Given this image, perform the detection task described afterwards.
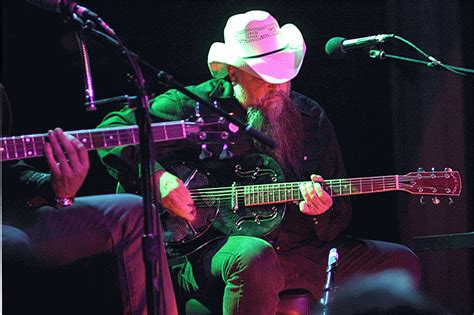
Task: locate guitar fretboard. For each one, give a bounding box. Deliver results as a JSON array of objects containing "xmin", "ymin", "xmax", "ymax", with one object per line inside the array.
[
  {"xmin": 243, "ymin": 176, "xmax": 398, "ymax": 206},
  {"xmin": 1, "ymin": 121, "xmax": 195, "ymax": 161}
]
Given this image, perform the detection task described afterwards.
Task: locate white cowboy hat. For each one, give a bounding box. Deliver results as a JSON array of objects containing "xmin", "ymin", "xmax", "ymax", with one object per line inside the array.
[{"xmin": 208, "ymin": 10, "xmax": 306, "ymax": 84}]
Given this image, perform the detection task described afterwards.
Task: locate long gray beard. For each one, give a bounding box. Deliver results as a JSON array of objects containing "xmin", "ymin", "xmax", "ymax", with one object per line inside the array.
[{"xmin": 247, "ymin": 91, "xmax": 304, "ymax": 179}]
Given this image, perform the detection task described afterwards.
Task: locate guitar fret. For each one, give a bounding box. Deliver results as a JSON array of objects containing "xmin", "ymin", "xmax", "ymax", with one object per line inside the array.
[
  {"xmin": 255, "ymin": 185, "xmax": 259, "ymax": 205},
  {"xmin": 265, "ymin": 184, "xmax": 269, "ymax": 203},
  {"xmin": 23, "ymin": 136, "xmax": 34, "ymax": 158},
  {"xmin": 278, "ymin": 184, "xmax": 281, "ymax": 201},
  {"xmin": 31, "ymin": 136, "xmax": 37, "ymax": 157},
  {"xmin": 266, "ymin": 185, "xmax": 271, "ymax": 202},
  {"xmin": 131, "ymin": 128, "xmax": 137, "ymax": 144},
  {"xmin": 252, "ymin": 185, "xmax": 255, "ymax": 205},
  {"xmin": 87, "ymin": 131, "xmax": 94, "ymax": 148},
  {"xmin": 163, "ymin": 125, "xmax": 168, "ymax": 141},
  {"xmin": 13, "ymin": 137, "xmax": 21, "ymax": 158},
  {"xmin": 2, "ymin": 139, "xmax": 8, "ymax": 160},
  {"xmin": 21, "ymin": 136, "xmax": 27, "ymax": 158},
  {"xmin": 103, "ymin": 131, "xmax": 107, "ymax": 147},
  {"xmin": 117, "ymin": 130, "xmax": 122, "ymax": 145}
]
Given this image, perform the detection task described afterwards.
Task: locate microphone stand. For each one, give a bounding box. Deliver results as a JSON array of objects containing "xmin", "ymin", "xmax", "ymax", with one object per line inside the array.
[
  {"xmin": 367, "ymin": 35, "xmax": 474, "ymax": 77},
  {"xmin": 68, "ymin": 15, "xmax": 173, "ymax": 315},
  {"xmin": 73, "ymin": 17, "xmax": 278, "ymax": 315},
  {"xmin": 321, "ymin": 248, "xmax": 338, "ymax": 315},
  {"xmin": 74, "ymin": 17, "xmax": 97, "ymax": 111}
]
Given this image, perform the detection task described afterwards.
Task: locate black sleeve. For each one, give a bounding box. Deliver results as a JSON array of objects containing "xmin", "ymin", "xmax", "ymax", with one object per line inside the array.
[{"xmin": 3, "ymin": 161, "xmax": 54, "ymax": 211}]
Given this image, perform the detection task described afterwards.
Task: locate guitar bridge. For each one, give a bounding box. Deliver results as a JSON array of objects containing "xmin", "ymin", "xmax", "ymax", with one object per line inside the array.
[{"xmin": 231, "ymin": 182, "xmax": 239, "ymax": 213}]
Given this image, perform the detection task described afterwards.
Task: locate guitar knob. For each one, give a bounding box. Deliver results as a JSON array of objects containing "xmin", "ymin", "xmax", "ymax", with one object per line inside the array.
[
  {"xmin": 199, "ymin": 144, "xmax": 213, "ymax": 160},
  {"xmin": 432, "ymin": 197, "xmax": 440, "ymax": 205},
  {"xmin": 417, "ymin": 167, "xmax": 425, "ymax": 172},
  {"xmin": 219, "ymin": 144, "xmax": 233, "ymax": 160},
  {"xmin": 419, "ymin": 196, "xmax": 425, "ymax": 204}
]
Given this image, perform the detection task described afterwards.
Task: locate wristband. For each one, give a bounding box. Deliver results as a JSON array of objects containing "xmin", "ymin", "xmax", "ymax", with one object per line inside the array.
[{"xmin": 54, "ymin": 196, "xmax": 75, "ymax": 208}]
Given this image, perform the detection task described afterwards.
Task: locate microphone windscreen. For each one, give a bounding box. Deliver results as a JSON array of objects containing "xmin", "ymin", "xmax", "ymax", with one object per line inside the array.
[
  {"xmin": 328, "ymin": 247, "xmax": 339, "ymax": 265},
  {"xmin": 325, "ymin": 37, "xmax": 345, "ymax": 58}
]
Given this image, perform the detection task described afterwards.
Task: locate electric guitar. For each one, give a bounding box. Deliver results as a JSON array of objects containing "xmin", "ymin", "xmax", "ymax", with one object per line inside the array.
[
  {"xmin": 162, "ymin": 154, "xmax": 462, "ymax": 258},
  {"xmin": 0, "ymin": 121, "xmax": 203, "ymax": 162}
]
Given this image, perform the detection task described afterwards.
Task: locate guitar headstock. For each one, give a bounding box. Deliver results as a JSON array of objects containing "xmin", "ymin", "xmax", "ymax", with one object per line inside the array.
[
  {"xmin": 400, "ymin": 168, "xmax": 462, "ymax": 197},
  {"xmin": 185, "ymin": 116, "xmax": 240, "ymax": 160}
]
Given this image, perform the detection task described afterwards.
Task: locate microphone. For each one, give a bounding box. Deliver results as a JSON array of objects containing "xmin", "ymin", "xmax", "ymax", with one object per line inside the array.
[
  {"xmin": 321, "ymin": 248, "xmax": 339, "ymax": 314},
  {"xmin": 325, "ymin": 34, "xmax": 395, "ymax": 58},
  {"xmin": 327, "ymin": 247, "xmax": 339, "ymax": 268},
  {"xmin": 26, "ymin": 0, "xmax": 115, "ymax": 35}
]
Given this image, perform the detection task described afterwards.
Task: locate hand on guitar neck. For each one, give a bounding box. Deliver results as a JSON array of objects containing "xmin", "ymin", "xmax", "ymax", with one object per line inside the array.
[
  {"xmin": 154, "ymin": 170, "xmax": 197, "ymax": 222},
  {"xmin": 298, "ymin": 174, "xmax": 334, "ymax": 216},
  {"xmin": 45, "ymin": 128, "xmax": 90, "ymax": 201}
]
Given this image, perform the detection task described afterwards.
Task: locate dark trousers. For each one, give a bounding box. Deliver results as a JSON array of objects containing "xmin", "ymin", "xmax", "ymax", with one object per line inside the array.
[
  {"xmin": 171, "ymin": 235, "xmax": 420, "ymax": 315},
  {"xmin": 2, "ymin": 194, "xmax": 147, "ymax": 315}
]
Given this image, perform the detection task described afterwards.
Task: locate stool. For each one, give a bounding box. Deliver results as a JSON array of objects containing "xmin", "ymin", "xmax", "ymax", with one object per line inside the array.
[
  {"xmin": 276, "ymin": 289, "xmax": 318, "ymax": 315},
  {"xmin": 186, "ymin": 289, "xmax": 318, "ymax": 315}
]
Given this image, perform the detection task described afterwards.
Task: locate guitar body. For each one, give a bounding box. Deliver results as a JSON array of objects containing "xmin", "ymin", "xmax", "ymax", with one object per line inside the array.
[{"xmin": 162, "ymin": 153, "xmax": 286, "ymax": 258}]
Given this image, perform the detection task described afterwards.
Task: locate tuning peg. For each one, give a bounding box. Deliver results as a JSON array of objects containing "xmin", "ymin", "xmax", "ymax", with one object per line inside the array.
[
  {"xmin": 444, "ymin": 167, "xmax": 452, "ymax": 172},
  {"xmin": 448, "ymin": 197, "xmax": 454, "ymax": 205},
  {"xmin": 419, "ymin": 196, "xmax": 425, "ymax": 204},
  {"xmin": 432, "ymin": 197, "xmax": 440, "ymax": 205},
  {"xmin": 199, "ymin": 144, "xmax": 213, "ymax": 160},
  {"xmin": 219, "ymin": 144, "xmax": 233, "ymax": 160},
  {"xmin": 431, "ymin": 167, "xmax": 436, "ymax": 172},
  {"xmin": 196, "ymin": 117, "xmax": 205, "ymax": 127},
  {"xmin": 417, "ymin": 167, "xmax": 425, "ymax": 172},
  {"xmin": 194, "ymin": 102, "xmax": 201, "ymax": 117}
]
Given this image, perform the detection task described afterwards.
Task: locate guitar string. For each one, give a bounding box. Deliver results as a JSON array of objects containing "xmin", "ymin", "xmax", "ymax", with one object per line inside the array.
[
  {"xmin": 188, "ymin": 177, "xmax": 450, "ymax": 202},
  {"xmin": 187, "ymin": 179, "xmax": 414, "ymax": 195},
  {"xmin": 188, "ymin": 183, "xmax": 401, "ymax": 199},
  {"xmin": 2, "ymin": 128, "xmax": 184, "ymax": 155},
  {"xmin": 186, "ymin": 175, "xmax": 444, "ymax": 194}
]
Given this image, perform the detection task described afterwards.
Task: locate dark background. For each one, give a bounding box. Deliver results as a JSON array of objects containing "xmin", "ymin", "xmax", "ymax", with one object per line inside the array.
[{"xmin": 2, "ymin": 0, "xmax": 473, "ymax": 313}]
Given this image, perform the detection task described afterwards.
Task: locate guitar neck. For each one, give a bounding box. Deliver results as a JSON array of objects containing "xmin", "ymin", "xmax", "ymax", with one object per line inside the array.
[
  {"xmin": 1, "ymin": 121, "xmax": 195, "ymax": 162},
  {"xmin": 243, "ymin": 176, "xmax": 399, "ymax": 206}
]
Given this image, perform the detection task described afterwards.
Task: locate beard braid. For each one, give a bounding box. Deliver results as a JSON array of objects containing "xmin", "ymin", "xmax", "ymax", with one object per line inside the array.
[{"xmin": 247, "ymin": 91, "xmax": 304, "ymax": 179}]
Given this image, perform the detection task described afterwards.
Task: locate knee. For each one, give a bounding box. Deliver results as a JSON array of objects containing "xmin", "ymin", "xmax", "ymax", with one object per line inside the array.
[
  {"xmin": 2, "ymin": 225, "xmax": 34, "ymax": 264},
  {"xmin": 225, "ymin": 237, "xmax": 284, "ymax": 285},
  {"xmin": 235, "ymin": 237, "xmax": 278, "ymax": 266},
  {"xmin": 98, "ymin": 194, "xmax": 144, "ymax": 238},
  {"xmin": 108, "ymin": 194, "xmax": 143, "ymax": 221},
  {"xmin": 383, "ymin": 244, "xmax": 421, "ymax": 287}
]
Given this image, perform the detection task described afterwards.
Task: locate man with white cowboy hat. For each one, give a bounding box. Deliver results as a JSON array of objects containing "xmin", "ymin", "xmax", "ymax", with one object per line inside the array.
[{"xmin": 98, "ymin": 10, "xmax": 421, "ymax": 314}]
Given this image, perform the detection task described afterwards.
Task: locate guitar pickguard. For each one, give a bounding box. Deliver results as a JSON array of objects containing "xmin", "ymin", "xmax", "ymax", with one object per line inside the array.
[{"xmin": 161, "ymin": 154, "xmax": 286, "ymax": 258}]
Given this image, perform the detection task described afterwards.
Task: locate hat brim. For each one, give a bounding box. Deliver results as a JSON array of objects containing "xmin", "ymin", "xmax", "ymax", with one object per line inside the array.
[{"xmin": 208, "ymin": 23, "xmax": 306, "ymax": 84}]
